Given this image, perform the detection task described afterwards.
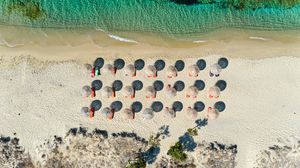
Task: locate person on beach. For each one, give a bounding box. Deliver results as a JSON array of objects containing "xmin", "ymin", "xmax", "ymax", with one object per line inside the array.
[
  {"xmin": 188, "ymin": 65, "xmax": 200, "ymax": 77},
  {"xmin": 186, "ymin": 86, "xmax": 199, "ymax": 98},
  {"xmin": 145, "ymin": 65, "xmax": 157, "ymax": 78},
  {"xmin": 167, "ymin": 65, "xmax": 178, "ymax": 78},
  {"xmin": 124, "ymin": 64, "xmax": 136, "ymax": 77}
]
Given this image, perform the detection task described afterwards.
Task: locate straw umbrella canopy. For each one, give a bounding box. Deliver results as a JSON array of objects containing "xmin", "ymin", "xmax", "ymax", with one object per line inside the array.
[
  {"xmin": 164, "ymin": 107, "xmax": 176, "ymax": 118},
  {"xmin": 131, "ymin": 101, "xmax": 143, "ymax": 113},
  {"xmin": 215, "ymin": 80, "xmax": 227, "ymax": 91},
  {"xmin": 101, "ymin": 86, "xmax": 113, "ymax": 98},
  {"xmin": 81, "ymin": 107, "xmax": 89, "ymax": 117},
  {"xmin": 172, "ymin": 101, "xmax": 183, "ymax": 112},
  {"xmin": 167, "ymin": 65, "xmax": 178, "ymax": 78},
  {"xmin": 145, "ymin": 86, "xmax": 155, "ymax": 98},
  {"xmin": 110, "ymin": 101, "xmax": 123, "ymax": 112},
  {"xmin": 143, "ymin": 108, "xmax": 154, "ymax": 120},
  {"xmin": 218, "ymin": 57, "xmax": 229, "ymax": 69},
  {"xmin": 123, "ymin": 85, "xmax": 134, "ymax": 98},
  {"xmin": 123, "ymin": 108, "xmax": 134, "ymax": 119},
  {"xmin": 196, "ymin": 59, "xmax": 206, "ymax": 70},
  {"xmin": 101, "ymin": 107, "xmax": 111, "ymax": 116},
  {"xmin": 94, "ymin": 57, "xmax": 104, "ymax": 68},
  {"xmin": 186, "ymin": 86, "xmax": 198, "ymax": 98},
  {"xmin": 175, "ymin": 60, "xmax": 185, "ymax": 72},
  {"xmin": 194, "ymin": 80, "xmax": 205, "ymax": 91},
  {"xmin": 82, "ymin": 85, "xmax": 91, "ymax": 97},
  {"xmin": 188, "ymin": 65, "xmax": 200, "ymax": 77},
  {"xmin": 194, "ymin": 101, "xmax": 205, "ymax": 112},
  {"xmin": 91, "ymin": 100, "xmax": 102, "ymax": 111},
  {"xmin": 124, "ymin": 64, "xmax": 135, "ymax": 76},
  {"xmin": 151, "ymin": 101, "xmax": 164, "ymax": 112},
  {"xmin": 210, "ymin": 63, "xmax": 222, "ymax": 77},
  {"xmin": 102, "ymin": 64, "xmax": 114, "ymax": 74},
  {"xmin": 208, "ymin": 86, "xmax": 221, "ymax": 98},
  {"xmin": 206, "ymin": 107, "xmax": 219, "ymax": 120},
  {"xmin": 166, "ymin": 84, "xmax": 177, "ymax": 98},
  {"xmin": 113, "ymin": 58, "xmax": 125, "ymax": 73},
  {"xmin": 84, "ymin": 64, "xmax": 92, "ymax": 72},
  {"xmin": 214, "ymin": 101, "xmax": 226, "ymax": 112},
  {"xmin": 174, "ymin": 81, "xmax": 185, "ymax": 92},
  {"xmin": 145, "ymin": 65, "xmax": 157, "ymax": 78},
  {"xmin": 132, "ymin": 80, "xmax": 143, "ymax": 98},
  {"xmin": 186, "ymin": 107, "xmax": 197, "ymax": 119},
  {"xmin": 134, "ymin": 59, "xmax": 145, "ymax": 70},
  {"xmin": 92, "ymin": 80, "xmax": 103, "ymax": 91}
]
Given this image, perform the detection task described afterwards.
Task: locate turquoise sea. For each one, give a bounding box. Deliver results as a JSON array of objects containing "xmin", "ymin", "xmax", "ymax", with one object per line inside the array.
[{"xmin": 1, "ymin": 0, "xmax": 300, "ymax": 44}]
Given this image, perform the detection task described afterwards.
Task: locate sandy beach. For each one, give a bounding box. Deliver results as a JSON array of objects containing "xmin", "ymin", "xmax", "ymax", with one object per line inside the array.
[{"xmin": 1, "ymin": 31, "xmax": 300, "ymax": 167}]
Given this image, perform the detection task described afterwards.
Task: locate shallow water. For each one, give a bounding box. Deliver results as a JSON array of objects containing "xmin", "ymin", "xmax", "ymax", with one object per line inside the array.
[{"xmin": 1, "ymin": 0, "xmax": 300, "ymax": 40}]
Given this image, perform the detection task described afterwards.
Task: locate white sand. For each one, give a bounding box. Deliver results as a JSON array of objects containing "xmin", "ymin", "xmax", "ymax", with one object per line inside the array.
[{"xmin": 0, "ymin": 38, "xmax": 300, "ymax": 167}]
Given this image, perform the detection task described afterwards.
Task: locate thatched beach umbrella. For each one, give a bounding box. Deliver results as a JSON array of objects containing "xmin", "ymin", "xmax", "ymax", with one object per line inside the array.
[
  {"xmin": 214, "ymin": 101, "xmax": 226, "ymax": 112},
  {"xmin": 167, "ymin": 65, "xmax": 178, "ymax": 78},
  {"xmin": 194, "ymin": 80, "xmax": 205, "ymax": 91},
  {"xmin": 123, "ymin": 108, "xmax": 134, "ymax": 119},
  {"xmin": 186, "ymin": 107, "xmax": 197, "ymax": 119},
  {"xmin": 101, "ymin": 107, "xmax": 110, "ymax": 116},
  {"xmin": 208, "ymin": 86, "xmax": 221, "ymax": 99},
  {"xmin": 101, "ymin": 86, "xmax": 113, "ymax": 98},
  {"xmin": 112, "ymin": 80, "xmax": 123, "ymax": 97},
  {"xmin": 132, "ymin": 80, "xmax": 143, "ymax": 98},
  {"xmin": 205, "ymin": 107, "xmax": 219, "ymax": 120},
  {"xmin": 215, "ymin": 80, "xmax": 227, "ymax": 91},
  {"xmin": 175, "ymin": 60, "xmax": 185, "ymax": 72},
  {"xmin": 186, "ymin": 86, "xmax": 198, "ymax": 98},
  {"xmin": 154, "ymin": 59, "xmax": 165, "ymax": 77},
  {"xmin": 131, "ymin": 101, "xmax": 143, "ymax": 113},
  {"xmin": 102, "ymin": 64, "xmax": 114, "ymax": 75},
  {"xmin": 172, "ymin": 101, "xmax": 183, "ymax": 112},
  {"xmin": 188, "ymin": 65, "xmax": 200, "ymax": 77},
  {"xmin": 81, "ymin": 107, "xmax": 89, "ymax": 117},
  {"xmin": 124, "ymin": 64, "xmax": 136, "ymax": 77},
  {"xmin": 145, "ymin": 86, "xmax": 156, "ymax": 99},
  {"xmin": 82, "ymin": 85, "xmax": 91, "ymax": 98},
  {"xmin": 113, "ymin": 58, "xmax": 125, "ymax": 74},
  {"xmin": 153, "ymin": 80, "xmax": 164, "ymax": 98},
  {"xmin": 194, "ymin": 101, "xmax": 205, "ymax": 112},
  {"xmin": 143, "ymin": 108, "xmax": 154, "ymax": 120},
  {"xmin": 164, "ymin": 107, "xmax": 176, "ymax": 118},
  {"xmin": 134, "ymin": 59, "xmax": 145, "ymax": 70},
  {"xmin": 151, "ymin": 101, "xmax": 164, "ymax": 112},
  {"xmin": 84, "ymin": 64, "xmax": 92, "ymax": 74},
  {"xmin": 218, "ymin": 57, "xmax": 229, "ymax": 69},
  {"xmin": 196, "ymin": 59, "xmax": 206, "ymax": 70},
  {"xmin": 209, "ymin": 63, "xmax": 222, "ymax": 77},
  {"xmin": 122, "ymin": 85, "xmax": 134, "ymax": 98},
  {"xmin": 145, "ymin": 65, "xmax": 157, "ymax": 78},
  {"xmin": 166, "ymin": 84, "xmax": 177, "ymax": 98},
  {"xmin": 174, "ymin": 81, "xmax": 185, "ymax": 92}
]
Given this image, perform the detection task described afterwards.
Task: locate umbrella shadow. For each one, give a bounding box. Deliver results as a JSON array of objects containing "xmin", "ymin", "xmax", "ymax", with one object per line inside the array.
[
  {"xmin": 179, "ymin": 132, "xmax": 197, "ymax": 152},
  {"xmin": 143, "ymin": 146, "xmax": 160, "ymax": 164}
]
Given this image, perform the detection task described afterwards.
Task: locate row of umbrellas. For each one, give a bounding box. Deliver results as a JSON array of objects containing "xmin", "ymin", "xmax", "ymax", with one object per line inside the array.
[
  {"xmin": 82, "ymin": 79, "xmax": 227, "ymax": 99},
  {"xmin": 86, "ymin": 57, "xmax": 228, "ymax": 78},
  {"xmin": 81, "ymin": 100, "xmax": 226, "ymax": 120}
]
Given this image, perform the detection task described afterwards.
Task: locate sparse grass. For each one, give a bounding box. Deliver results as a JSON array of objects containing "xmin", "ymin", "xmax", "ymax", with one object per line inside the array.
[
  {"xmin": 167, "ymin": 142, "xmax": 187, "ymax": 162},
  {"xmin": 7, "ymin": 0, "xmax": 44, "ymax": 20}
]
